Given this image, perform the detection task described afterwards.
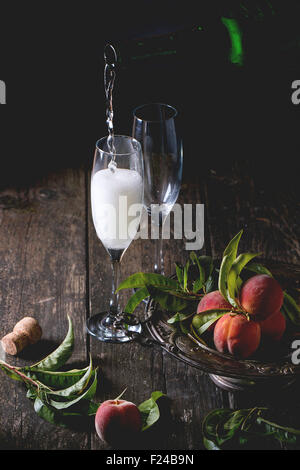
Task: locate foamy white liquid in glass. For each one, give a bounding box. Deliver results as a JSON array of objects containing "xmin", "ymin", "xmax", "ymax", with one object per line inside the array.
[{"xmin": 91, "ymin": 167, "xmax": 143, "ymax": 251}]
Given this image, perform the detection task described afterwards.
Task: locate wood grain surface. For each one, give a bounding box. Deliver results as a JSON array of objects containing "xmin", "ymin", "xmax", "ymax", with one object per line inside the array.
[{"xmin": 0, "ymin": 161, "xmax": 299, "ymax": 450}]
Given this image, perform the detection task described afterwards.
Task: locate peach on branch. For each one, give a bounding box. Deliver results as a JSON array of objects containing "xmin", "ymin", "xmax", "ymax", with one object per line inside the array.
[
  {"xmin": 239, "ymin": 274, "xmax": 284, "ymax": 320},
  {"xmin": 197, "ymin": 290, "xmax": 232, "ymax": 313},
  {"xmin": 213, "ymin": 312, "xmax": 261, "ymax": 359},
  {"xmin": 259, "ymin": 310, "xmax": 286, "ymax": 342},
  {"xmin": 196, "ymin": 290, "xmax": 232, "ymax": 331}
]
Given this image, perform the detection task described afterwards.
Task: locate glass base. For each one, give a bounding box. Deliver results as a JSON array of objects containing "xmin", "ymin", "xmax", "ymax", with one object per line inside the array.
[{"xmin": 86, "ymin": 312, "xmax": 142, "ymax": 343}]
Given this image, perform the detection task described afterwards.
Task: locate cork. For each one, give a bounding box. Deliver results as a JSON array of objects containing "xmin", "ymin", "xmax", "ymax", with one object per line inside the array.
[
  {"xmin": 13, "ymin": 317, "xmax": 42, "ymax": 344},
  {"xmin": 1, "ymin": 317, "xmax": 43, "ymax": 356},
  {"xmin": 1, "ymin": 331, "xmax": 30, "ymax": 356}
]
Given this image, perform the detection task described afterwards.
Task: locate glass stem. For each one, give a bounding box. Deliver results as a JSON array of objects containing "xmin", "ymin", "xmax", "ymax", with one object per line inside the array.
[
  {"xmin": 109, "ymin": 260, "xmax": 120, "ymax": 315},
  {"xmin": 154, "ymin": 227, "xmax": 164, "ymax": 275}
]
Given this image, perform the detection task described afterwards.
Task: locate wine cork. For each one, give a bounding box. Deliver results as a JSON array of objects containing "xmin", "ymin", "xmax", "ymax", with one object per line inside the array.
[
  {"xmin": 1, "ymin": 331, "xmax": 30, "ymax": 356},
  {"xmin": 13, "ymin": 317, "xmax": 42, "ymax": 344},
  {"xmin": 1, "ymin": 317, "xmax": 42, "ymax": 356}
]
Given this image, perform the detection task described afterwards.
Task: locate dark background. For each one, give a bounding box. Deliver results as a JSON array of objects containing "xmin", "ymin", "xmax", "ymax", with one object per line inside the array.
[{"xmin": 0, "ymin": 0, "xmax": 299, "ymax": 191}]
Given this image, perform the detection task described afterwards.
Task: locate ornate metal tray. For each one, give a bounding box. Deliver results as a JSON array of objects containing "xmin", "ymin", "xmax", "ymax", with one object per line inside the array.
[{"xmin": 145, "ymin": 261, "xmax": 300, "ymax": 391}]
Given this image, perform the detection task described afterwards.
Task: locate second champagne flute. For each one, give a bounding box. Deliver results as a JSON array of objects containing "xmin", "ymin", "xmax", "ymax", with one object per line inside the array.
[{"xmin": 132, "ymin": 103, "xmax": 183, "ymax": 275}]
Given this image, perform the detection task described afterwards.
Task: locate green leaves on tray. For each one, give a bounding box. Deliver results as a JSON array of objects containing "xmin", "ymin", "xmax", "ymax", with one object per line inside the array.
[
  {"xmin": 117, "ymin": 230, "xmax": 300, "ymax": 340},
  {"xmin": 218, "ymin": 229, "xmax": 262, "ymax": 309},
  {"xmin": 203, "ymin": 407, "xmax": 300, "ymax": 450},
  {"xmin": 191, "ymin": 309, "xmax": 232, "ymax": 336},
  {"xmin": 282, "ymin": 291, "xmax": 300, "ymax": 327},
  {"xmin": 117, "ymin": 252, "xmax": 218, "ymax": 317},
  {"xmin": 116, "ymin": 230, "xmax": 257, "ymax": 336}
]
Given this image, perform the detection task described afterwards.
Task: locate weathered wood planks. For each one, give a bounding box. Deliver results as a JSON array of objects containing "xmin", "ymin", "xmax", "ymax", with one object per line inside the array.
[{"xmin": 0, "ymin": 168, "xmax": 88, "ymax": 449}]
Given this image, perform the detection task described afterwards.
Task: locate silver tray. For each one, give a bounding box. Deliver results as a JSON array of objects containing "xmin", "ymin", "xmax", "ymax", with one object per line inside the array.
[{"xmin": 145, "ymin": 261, "xmax": 300, "ymax": 391}]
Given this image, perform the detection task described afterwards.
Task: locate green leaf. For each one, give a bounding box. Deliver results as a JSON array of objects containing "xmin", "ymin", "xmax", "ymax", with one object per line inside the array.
[
  {"xmin": 34, "ymin": 397, "xmax": 100, "ymax": 427},
  {"xmin": 138, "ymin": 391, "xmax": 165, "ymax": 431},
  {"xmin": 147, "ymin": 286, "xmax": 196, "ymax": 312},
  {"xmin": 218, "ymin": 230, "xmax": 243, "ymax": 305},
  {"xmin": 47, "ymin": 370, "xmax": 98, "ymax": 410},
  {"xmin": 31, "ymin": 315, "xmax": 74, "ymax": 371},
  {"xmin": 190, "ymin": 252, "xmax": 205, "ymax": 292},
  {"xmin": 26, "ymin": 387, "xmax": 37, "ymax": 400},
  {"xmin": 175, "ymin": 263, "xmax": 184, "ymax": 286},
  {"xmin": 227, "ymin": 252, "xmax": 261, "ymax": 305},
  {"xmin": 183, "ymin": 260, "xmax": 190, "ymax": 291},
  {"xmin": 25, "ymin": 367, "xmax": 90, "ymax": 389},
  {"xmin": 282, "ymin": 292, "xmax": 300, "ymax": 326},
  {"xmin": 223, "ymin": 230, "xmax": 243, "ymax": 258},
  {"xmin": 116, "ymin": 273, "xmax": 179, "ymax": 292},
  {"xmin": 205, "ymin": 271, "xmax": 218, "ymax": 294},
  {"xmin": 192, "ymin": 278, "xmax": 203, "ymax": 293},
  {"xmin": 203, "ymin": 437, "xmax": 221, "ymax": 450},
  {"xmin": 218, "ymin": 254, "xmax": 233, "ymax": 304},
  {"xmin": 87, "ymin": 401, "xmax": 101, "ymax": 416},
  {"xmin": 34, "ymin": 398, "xmax": 63, "ymax": 426},
  {"xmin": 197, "ymin": 256, "xmax": 214, "ymax": 280},
  {"xmin": 179, "ymin": 321, "xmax": 190, "ymax": 335},
  {"xmin": 257, "ymin": 417, "xmax": 300, "ymax": 444},
  {"xmin": 189, "ymin": 325, "xmax": 209, "ymax": 346},
  {"xmin": 245, "ymin": 262, "xmax": 273, "ymax": 277},
  {"xmin": 47, "ymin": 356, "xmax": 94, "ymax": 398},
  {"xmin": 167, "ymin": 312, "xmax": 195, "ymax": 324},
  {"xmin": 192, "ymin": 309, "xmax": 231, "ymax": 336},
  {"xmin": 224, "ymin": 409, "xmax": 253, "ymax": 436},
  {"xmin": 202, "ymin": 408, "xmax": 235, "ymax": 447},
  {"xmin": 124, "ymin": 287, "xmax": 149, "ymax": 314}
]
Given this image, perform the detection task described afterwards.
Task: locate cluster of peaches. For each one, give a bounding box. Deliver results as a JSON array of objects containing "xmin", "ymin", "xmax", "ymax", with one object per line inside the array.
[{"xmin": 194, "ymin": 274, "xmax": 285, "ymax": 359}]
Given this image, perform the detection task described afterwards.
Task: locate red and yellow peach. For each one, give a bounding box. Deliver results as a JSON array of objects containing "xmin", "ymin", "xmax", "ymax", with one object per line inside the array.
[
  {"xmin": 196, "ymin": 290, "xmax": 232, "ymax": 331},
  {"xmin": 239, "ymin": 274, "xmax": 283, "ymax": 320},
  {"xmin": 95, "ymin": 399, "xmax": 142, "ymax": 446},
  {"xmin": 214, "ymin": 313, "xmax": 261, "ymax": 359},
  {"xmin": 259, "ymin": 310, "xmax": 286, "ymax": 342}
]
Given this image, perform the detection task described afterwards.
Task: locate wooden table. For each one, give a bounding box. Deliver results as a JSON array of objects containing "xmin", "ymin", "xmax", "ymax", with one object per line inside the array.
[{"xmin": 0, "ymin": 161, "xmax": 299, "ymax": 450}]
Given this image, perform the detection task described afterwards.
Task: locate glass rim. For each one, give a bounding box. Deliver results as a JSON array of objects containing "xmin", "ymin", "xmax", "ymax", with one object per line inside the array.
[
  {"xmin": 96, "ymin": 134, "xmax": 142, "ymax": 156},
  {"xmin": 133, "ymin": 102, "xmax": 178, "ymax": 122}
]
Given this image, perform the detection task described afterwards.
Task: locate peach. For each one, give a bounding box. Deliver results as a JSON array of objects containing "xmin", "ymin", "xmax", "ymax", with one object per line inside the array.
[
  {"xmin": 214, "ymin": 313, "xmax": 261, "ymax": 359},
  {"xmin": 196, "ymin": 290, "xmax": 232, "ymax": 331},
  {"xmin": 197, "ymin": 290, "xmax": 232, "ymax": 313},
  {"xmin": 239, "ymin": 274, "xmax": 283, "ymax": 320},
  {"xmin": 259, "ymin": 310, "xmax": 286, "ymax": 342},
  {"xmin": 95, "ymin": 399, "xmax": 142, "ymax": 446}
]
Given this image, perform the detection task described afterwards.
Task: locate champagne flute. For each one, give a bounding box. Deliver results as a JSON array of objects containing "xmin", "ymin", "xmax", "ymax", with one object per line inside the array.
[
  {"xmin": 86, "ymin": 135, "xmax": 144, "ymax": 342},
  {"xmin": 132, "ymin": 103, "xmax": 183, "ymax": 274}
]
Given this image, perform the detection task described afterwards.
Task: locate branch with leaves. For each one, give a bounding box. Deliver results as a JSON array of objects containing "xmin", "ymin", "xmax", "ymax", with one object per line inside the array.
[
  {"xmin": 203, "ymin": 407, "xmax": 300, "ymax": 450},
  {"xmin": 0, "ymin": 316, "xmax": 164, "ymax": 430}
]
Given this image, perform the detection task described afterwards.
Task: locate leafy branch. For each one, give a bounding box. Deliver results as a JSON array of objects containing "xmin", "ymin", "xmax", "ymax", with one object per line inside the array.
[
  {"xmin": 0, "ymin": 315, "xmax": 165, "ymax": 431},
  {"xmin": 203, "ymin": 407, "xmax": 300, "ymax": 450},
  {"xmin": 0, "ymin": 316, "xmax": 100, "ymax": 427}
]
